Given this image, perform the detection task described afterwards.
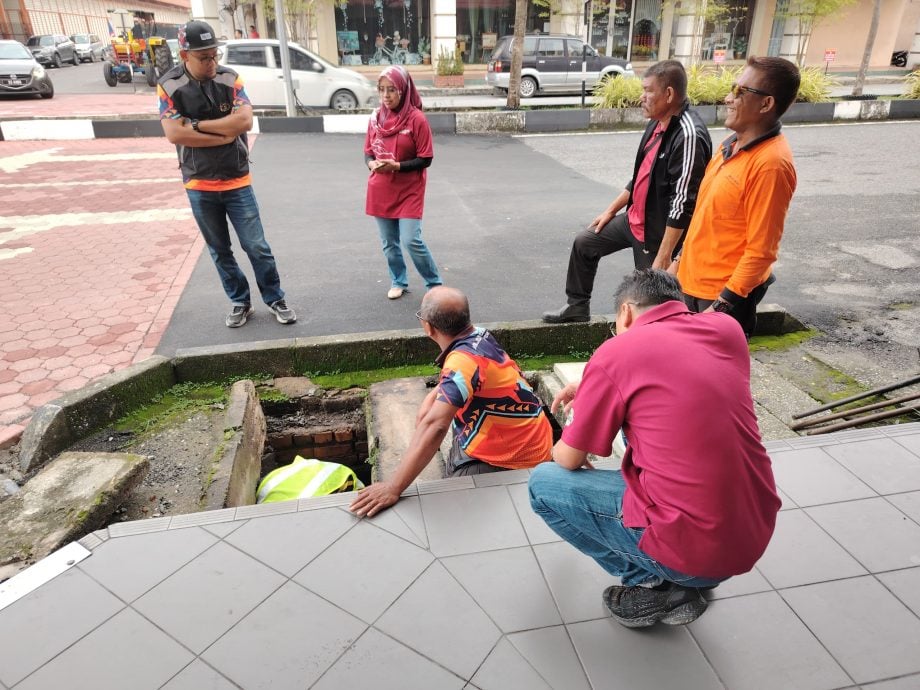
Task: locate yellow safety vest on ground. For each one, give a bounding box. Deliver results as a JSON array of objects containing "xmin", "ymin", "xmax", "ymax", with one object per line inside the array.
[{"xmin": 256, "ymin": 456, "xmax": 364, "ymax": 503}]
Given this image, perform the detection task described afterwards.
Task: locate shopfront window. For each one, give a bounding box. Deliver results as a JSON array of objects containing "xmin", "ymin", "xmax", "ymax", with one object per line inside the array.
[
  {"xmin": 456, "ymin": 0, "xmax": 517, "ymax": 64},
  {"xmin": 334, "ymin": 0, "xmax": 429, "ymax": 65},
  {"xmin": 589, "ymin": 0, "xmax": 661, "ymax": 61},
  {"xmin": 699, "ymin": 0, "xmax": 756, "ymax": 62}
]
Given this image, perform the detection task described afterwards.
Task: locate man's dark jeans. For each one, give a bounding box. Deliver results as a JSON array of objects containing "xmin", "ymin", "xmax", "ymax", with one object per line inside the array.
[
  {"xmin": 565, "ymin": 214, "xmax": 652, "ymax": 305},
  {"xmin": 187, "ymin": 186, "xmax": 284, "ymax": 306},
  {"xmin": 683, "ymin": 276, "xmax": 773, "ymax": 338}
]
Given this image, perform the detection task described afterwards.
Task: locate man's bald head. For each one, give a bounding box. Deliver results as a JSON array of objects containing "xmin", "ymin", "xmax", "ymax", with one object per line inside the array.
[{"xmin": 420, "ymin": 286, "xmax": 471, "ymax": 336}]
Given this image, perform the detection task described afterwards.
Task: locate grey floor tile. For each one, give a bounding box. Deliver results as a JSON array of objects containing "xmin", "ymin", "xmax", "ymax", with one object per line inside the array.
[
  {"xmin": 470, "ymin": 637, "xmax": 552, "ymax": 690},
  {"xmin": 507, "ymin": 483, "xmax": 562, "ymax": 545},
  {"xmin": 781, "ymin": 575, "xmax": 920, "ymax": 684},
  {"xmin": 532, "ymin": 540, "xmax": 614, "ymax": 623},
  {"xmin": 506, "ymin": 626, "xmax": 590, "ymax": 690},
  {"xmin": 420, "ymin": 486, "xmax": 528, "ymax": 557},
  {"xmin": 0, "ymin": 568, "xmax": 124, "ymax": 687},
  {"xmin": 888, "ymin": 490, "xmax": 920, "ymax": 524},
  {"xmin": 78, "ymin": 527, "xmax": 217, "ymax": 603},
  {"xmin": 777, "ymin": 487, "xmax": 797, "ymax": 510},
  {"xmin": 201, "ymin": 519, "xmax": 248, "ymax": 539},
  {"xmin": 161, "ymin": 660, "xmax": 238, "ymax": 690},
  {"xmin": 350, "ymin": 502, "xmax": 426, "ymax": 548},
  {"xmin": 390, "ymin": 495, "xmax": 429, "ymax": 549},
  {"xmin": 863, "ymin": 674, "xmax": 920, "ymax": 689},
  {"xmin": 313, "ymin": 627, "xmax": 465, "ymax": 690},
  {"xmin": 15, "ymin": 608, "xmax": 192, "ymax": 690},
  {"xmin": 756, "ymin": 509, "xmax": 867, "ymax": 588},
  {"xmin": 890, "ymin": 430, "xmax": 920, "ymax": 448},
  {"xmin": 294, "ymin": 520, "xmax": 433, "ymax": 623},
  {"xmin": 877, "ymin": 567, "xmax": 920, "ymax": 617},
  {"xmin": 224, "ymin": 505, "xmax": 356, "ymax": 576},
  {"xmin": 807, "ymin": 498, "xmax": 920, "ymax": 572},
  {"xmin": 375, "ymin": 561, "xmax": 501, "ymax": 679},
  {"xmin": 770, "ymin": 447, "xmax": 875, "ymax": 507},
  {"xmin": 690, "ymin": 591, "xmax": 851, "ymax": 690},
  {"xmin": 824, "ymin": 438, "xmax": 920, "ymax": 495},
  {"xmin": 472, "ymin": 469, "xmax": 531, "ymax": 487},
  {"xmin": 568, "ymin": 618, "xmax": 722, "ymax": 690},
  {"xmin": 706, "ymin": 567, "xmax": 773, "ymax": 600},
  {"xmin": 442, "ymin": 547, "xmax": 562, "ymax": 633},
  {"xmin": 202, "ymin": 580, "xmax": 366, "ymax": 689},
  {"xmin": 134, "ymin": 540, "xmax": 285, "ymax": 654}
]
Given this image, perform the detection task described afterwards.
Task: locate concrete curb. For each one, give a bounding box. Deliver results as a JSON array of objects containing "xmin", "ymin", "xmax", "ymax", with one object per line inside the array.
[
  {"xmin": 11, "ymin": 307, "xmax": 801, "ymax": 464},
  {"xmin": 2, "ymin": 99, "xmax": 917, "ymax": 141}
]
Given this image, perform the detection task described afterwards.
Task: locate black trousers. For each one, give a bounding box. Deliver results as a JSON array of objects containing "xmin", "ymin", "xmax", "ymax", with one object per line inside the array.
[
  {"xmin": 683, "ymin": 277, "xmax": 773, "ymax": 339},
  {"xmin": 565, "ymin": 214, "xmax": 652, "ymax": 305}
]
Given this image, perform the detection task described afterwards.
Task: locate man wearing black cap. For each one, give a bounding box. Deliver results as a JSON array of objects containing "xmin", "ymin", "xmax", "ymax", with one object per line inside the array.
[{"xmin": 157, "ymin": 20, "xmax": 296, "ymax": 328}]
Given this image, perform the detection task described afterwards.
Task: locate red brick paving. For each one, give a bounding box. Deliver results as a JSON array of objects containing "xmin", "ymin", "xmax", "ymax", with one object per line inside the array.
[
  {"xmin": 0, "ymin": 93, "xmax": 156, "ymax": 119},
  {"xmin": 0, "ymin": 137, "xmax": 204, "ymax": 444}
]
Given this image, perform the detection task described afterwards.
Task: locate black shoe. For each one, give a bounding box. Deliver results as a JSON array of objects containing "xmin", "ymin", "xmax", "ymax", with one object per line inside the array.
[
  {"xmin": 542, "ymin": 303, "xmax": 590, "ymax": 324},
  {"xmin": 602, "ymin": 582, "xmax": 707, "ymax": 628}
]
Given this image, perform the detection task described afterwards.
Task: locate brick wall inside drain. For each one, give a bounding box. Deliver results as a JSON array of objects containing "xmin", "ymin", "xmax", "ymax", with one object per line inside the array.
[{"xmin": 263, "ymin": 424, "xmax": 370, "ymax": 484}]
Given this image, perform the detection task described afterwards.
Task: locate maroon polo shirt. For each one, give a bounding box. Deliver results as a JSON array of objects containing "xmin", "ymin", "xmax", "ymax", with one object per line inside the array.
[{"xmin": 561, "ymin": 300, "xmax": 780, "ymax": 578}]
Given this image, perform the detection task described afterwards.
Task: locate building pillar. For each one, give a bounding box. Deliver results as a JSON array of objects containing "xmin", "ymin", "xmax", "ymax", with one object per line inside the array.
[
  {"xmin": 670, "ymin": 7, "xmax": 701, "ymax": 65},
  {"xmin": 659, "ymin": 1, "xmax": 675, "ymax": 60},
  {"xmin": 747, "ymin": 0, "xmax": 775, "ymax": 60},
  {"xmin": 912, "ymin": 14, "xmax": 920, "ymax": 69},
  {"xmin": 432, "ymin": 0, "xmax": 456, "ymax": 72},
  {"xmin": 550, "ymin": 0, "xmax": 584, "ymax": 38},
  {"xmin": 190, "ymin": 0, "xmax": 220, "ymax": 29}
]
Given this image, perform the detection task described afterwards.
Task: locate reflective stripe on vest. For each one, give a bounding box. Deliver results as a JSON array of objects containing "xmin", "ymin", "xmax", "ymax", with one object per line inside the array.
[{"xmin": 256, "ymin": 457, "xmax": 364, "ymax": 503}]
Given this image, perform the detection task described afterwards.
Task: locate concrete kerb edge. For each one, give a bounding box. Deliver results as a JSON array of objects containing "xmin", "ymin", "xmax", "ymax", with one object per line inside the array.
[
  {"xmin": 3, "ymin": 100, "xmax": 918, "ymax": 141},
  {"xmin": 15, "ymin": 309, "xmax": 798, "ymax": 469}
]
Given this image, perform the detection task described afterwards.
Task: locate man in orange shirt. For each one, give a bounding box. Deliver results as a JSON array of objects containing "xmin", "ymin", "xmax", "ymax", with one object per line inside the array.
[
  {"xmin": 675, "ymin": 56, "xmax": 799, "ymax": 337},
  {"xmin": 350, "ymin": 287, "xmax": 552, "ymax": 517}
]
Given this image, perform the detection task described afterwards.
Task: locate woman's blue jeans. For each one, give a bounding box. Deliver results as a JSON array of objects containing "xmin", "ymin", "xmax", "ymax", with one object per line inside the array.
[
  {"xmin": 374, "ymin": 217, "xmax": 442, "ymax": 290},
  {"xmin": 187, "ymin": 186, "xmax": 284, "ymax": 306},
  {"xmin": 528, "ymin": 463, "xmax": 725, "ymax": 588}
]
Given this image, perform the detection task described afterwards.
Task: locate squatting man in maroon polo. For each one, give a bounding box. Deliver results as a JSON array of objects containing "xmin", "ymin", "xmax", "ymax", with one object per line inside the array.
[{"xmin": 529, "ymin": 269, "xmax": 781, "ymax": 627}]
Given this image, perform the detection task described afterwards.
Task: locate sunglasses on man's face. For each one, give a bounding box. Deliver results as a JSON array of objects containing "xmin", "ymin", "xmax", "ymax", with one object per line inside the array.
[{"xmin": 729, "ymin": 83, "xmax": 772, "ymax": 99}]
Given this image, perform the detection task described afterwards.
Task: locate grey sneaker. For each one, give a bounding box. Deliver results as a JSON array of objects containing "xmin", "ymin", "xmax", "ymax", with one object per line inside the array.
[
  {"xmin": 269, "ymin": 299, "xmax": 297, "ymax": 324},
  {"xmin": 602, "ymin": 582, "xmax": 707, "ymax": 628},
  {"xmin": 226, "ymin": 304, "xmax": 254, "ymax": 328}
]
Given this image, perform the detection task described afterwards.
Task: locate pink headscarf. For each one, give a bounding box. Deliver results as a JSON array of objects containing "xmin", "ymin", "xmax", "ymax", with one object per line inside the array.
[{"xmin": 370, "ymin": 65, "xmax": 423, "ymax": 138}]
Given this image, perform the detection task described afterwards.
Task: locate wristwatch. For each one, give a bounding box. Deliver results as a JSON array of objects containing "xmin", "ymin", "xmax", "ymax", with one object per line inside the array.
[
  {"xmin": 191, "ymin": 119, "xmax": 200, "ymax": 132},
  {"xmin": 711, "ymin": 298, "xmax": 733, "ymax": 313}
]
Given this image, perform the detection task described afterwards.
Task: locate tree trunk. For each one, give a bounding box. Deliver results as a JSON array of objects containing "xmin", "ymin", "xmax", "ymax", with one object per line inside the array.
[
  {"xmin": 506, "ymin": 0, "xmax": 527, "ymax": 109},
  {"xmin": 851, "ymin": 0, "xmax": 880, "ymax": 97}
]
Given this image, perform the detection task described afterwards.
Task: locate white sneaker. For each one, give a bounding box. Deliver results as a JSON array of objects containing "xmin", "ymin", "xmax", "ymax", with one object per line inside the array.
[{"xmin": 387, "ymin": 287, "xmax": 405, "ymax": 300}]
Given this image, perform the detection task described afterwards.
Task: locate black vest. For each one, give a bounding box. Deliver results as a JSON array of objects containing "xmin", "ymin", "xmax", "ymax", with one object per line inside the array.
[{"xmin": 159, "ymin": 65, "xmax": 250, "ymax": 182}]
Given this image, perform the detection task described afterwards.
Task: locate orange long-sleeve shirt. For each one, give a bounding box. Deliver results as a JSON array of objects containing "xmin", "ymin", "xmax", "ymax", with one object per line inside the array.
[{"xmin": 678, "ymin": 129, "xmax": 796, "ymax": 302}]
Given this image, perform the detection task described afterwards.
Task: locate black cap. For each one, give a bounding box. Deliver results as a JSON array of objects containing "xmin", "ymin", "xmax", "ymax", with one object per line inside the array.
[{"xmin": 178, "ymin": 20, "xmax": 222, "ymax": 51}]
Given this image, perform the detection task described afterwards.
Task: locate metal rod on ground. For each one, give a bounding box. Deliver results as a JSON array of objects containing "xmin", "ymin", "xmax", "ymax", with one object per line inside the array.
[
  {"xmin": 792, "ymin": 373, "xmax": 920, "ymax": 419},
  {"xmin": 806, "ymin": 402, "xmax": 920, "ymax": 435},
  {"xmin": 791, "ymin": 391, "xmax": 920, "ymax": 431}
]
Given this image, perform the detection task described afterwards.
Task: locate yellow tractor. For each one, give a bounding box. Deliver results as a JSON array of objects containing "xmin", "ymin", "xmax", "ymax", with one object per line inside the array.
[{"xmin": 104, "ymin": 19, "xmax": 174, "ymax": 88}]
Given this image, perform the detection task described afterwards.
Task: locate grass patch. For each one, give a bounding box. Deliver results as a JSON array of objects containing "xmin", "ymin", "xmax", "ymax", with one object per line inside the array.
[
  {"xmin": 748, "ymin": 328, "xmax": 819, "ymax": 352},
  {"xmin": 888, "ymin": 302, "xmax": 914, "ymax": 311},
  {"xmin": 115, "ymin": 376, "xmax": 271, "ymax": 436}
]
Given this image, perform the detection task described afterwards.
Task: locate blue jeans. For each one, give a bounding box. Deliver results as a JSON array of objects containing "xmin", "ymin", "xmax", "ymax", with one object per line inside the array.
[
  {"xmin": 187, "ymin": 186, "xmax": 284, "ymax": 306},
  {"xmin": 374, "ymin": 217, "xmax": 442, "ymax": 290},
  {"xmin": 529, "ymin": 463, "xmax": 724, "ymax": 588}
]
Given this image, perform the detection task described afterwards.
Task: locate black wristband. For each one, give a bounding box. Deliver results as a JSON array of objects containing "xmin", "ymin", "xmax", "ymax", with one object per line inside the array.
[
  {"xmin": 191, "ymin": 119, "xmax": 200, "ymax": 132},
  {"xmin": 711, "ymin": 298, "xmax": 733, "ymax": 313}
]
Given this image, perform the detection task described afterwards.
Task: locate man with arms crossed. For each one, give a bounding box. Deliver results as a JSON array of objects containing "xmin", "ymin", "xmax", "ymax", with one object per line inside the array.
[
  {"xmin": 351, "ymin": 286, "xmax": 552, "ymax": 517},
  {"xmin": 543, "ymin": 60, "xmax": 711, "ymax": 323},
  {"xmin": 530, "ymin": 269, "xmax": 780, "ymax": 627},
  {"xmin": 158, "ymin": 20, "xmax": 296, "ymax": 329},
  {"xmin": 676, "ymin": 56, "xmax": 800, "ymax": 337}
]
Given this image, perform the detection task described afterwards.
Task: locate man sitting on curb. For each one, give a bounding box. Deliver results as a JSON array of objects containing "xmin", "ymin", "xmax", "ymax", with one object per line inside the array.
[
  {"xmin": 529, "ymin": 269, "xmax": 780, "ymax": 627},
  {"xmin": 350, "ymin": 286, "xmax": 552, "ymax": 517}
]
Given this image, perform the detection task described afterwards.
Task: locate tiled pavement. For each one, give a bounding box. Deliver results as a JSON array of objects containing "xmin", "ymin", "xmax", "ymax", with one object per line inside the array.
[
  {"xmin": 0, "ymin": 93, "xmax": 158, "ymax": 120},
  {"xmin": 0, "ymin": 138, "xmax": 203, "ymax": 443},
  {"xmin": 1, "ymin": 423, "xmax": 919, "ymax": 689}
]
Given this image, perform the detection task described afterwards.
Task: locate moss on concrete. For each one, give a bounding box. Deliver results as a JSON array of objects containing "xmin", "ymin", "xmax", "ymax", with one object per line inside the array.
[{"xmin": 748, "ymin": 328, "xmax": 820, "ymax": 353}]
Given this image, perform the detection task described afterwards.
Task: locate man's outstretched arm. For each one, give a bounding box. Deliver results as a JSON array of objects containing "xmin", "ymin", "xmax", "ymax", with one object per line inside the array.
[{"xmin": 349, "ymin": 399, "xmax": 458, "ymax": 517}]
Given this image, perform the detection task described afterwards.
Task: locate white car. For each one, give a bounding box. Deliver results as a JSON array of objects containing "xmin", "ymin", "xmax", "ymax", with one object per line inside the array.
[{"xmin": 220, "ymin": 38, "xmax": 375, "ymax": 111}]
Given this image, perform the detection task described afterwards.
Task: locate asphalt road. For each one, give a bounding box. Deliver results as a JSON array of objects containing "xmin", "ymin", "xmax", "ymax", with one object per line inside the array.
[{"xmin": 155, "ymin": 120, "xmax": 920, "ymax": 366}]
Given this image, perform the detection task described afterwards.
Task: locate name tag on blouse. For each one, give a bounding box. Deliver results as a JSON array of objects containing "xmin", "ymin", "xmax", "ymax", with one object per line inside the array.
[{"xmin": 399, "ymin": 129, "xmax": 411, "ymax": 135}]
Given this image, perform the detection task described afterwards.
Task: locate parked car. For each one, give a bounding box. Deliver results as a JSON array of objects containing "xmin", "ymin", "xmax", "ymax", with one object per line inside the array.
[
  {"xmin": 26, "ymin": 34, "xmax": 77, "ymax": 68},
  {"xmin": 167, "ymin": 38, "xmax": 179, "ymax": 64},
  {"xmin": 219, "ymin": 39, "xmax": 376, "ymax": 110},
  {"xmin": 70, "ymin": 33, "xmax": 105, "ymax": 62},
  {"xmin": 486, "ymin": 34, "xmax": 633, "ymax": 98},
  {"xmin": 0, "ymin": 40, "xmax": 54, "ymax": 99}
]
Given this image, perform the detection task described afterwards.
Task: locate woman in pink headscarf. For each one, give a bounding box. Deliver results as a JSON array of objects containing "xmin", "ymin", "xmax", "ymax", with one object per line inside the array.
[{"xmin": 364, "ymin": 65, "xmax": 442, "ymax": 300}]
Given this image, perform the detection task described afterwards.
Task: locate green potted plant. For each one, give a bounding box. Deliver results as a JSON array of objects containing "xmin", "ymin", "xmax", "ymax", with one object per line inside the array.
[
  {"xmin": 434, "ymin": 46, "xmax": 464, "ymax": 88},
  {"xmin": 418, "ymin": 36, "xmax": 430, "ymax": 65}
]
